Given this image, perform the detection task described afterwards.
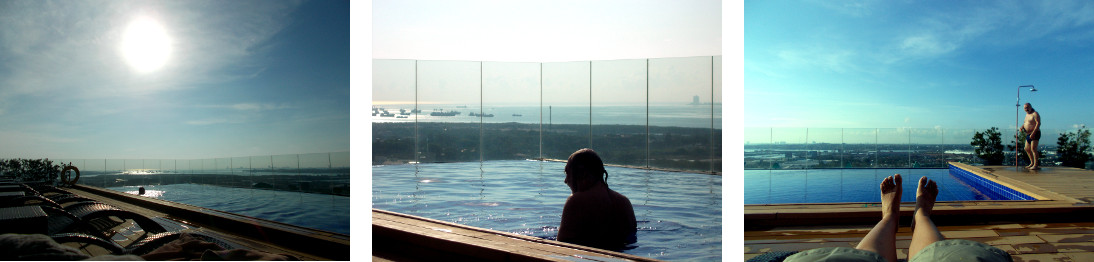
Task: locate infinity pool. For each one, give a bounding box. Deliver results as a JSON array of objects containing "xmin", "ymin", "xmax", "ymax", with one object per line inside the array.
[
  {"xmin": 372, "ymin": 160, "xmax": 722, "ymax": 262},
  {"xmin": 108, "ymin": 184, "xmax": 350, "ymax": 235},
  {"xmin": 744, "ymin": 168, "xmax": 1018, "ymax": 204}
]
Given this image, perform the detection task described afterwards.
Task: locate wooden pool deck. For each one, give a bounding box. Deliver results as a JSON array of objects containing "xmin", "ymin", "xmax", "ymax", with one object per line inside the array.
[
  {"xmin": 373, "ymin": 209, "xmax": 662, "ymax": 262},
  {"xmin": 66, "ymin": 185, "xmax": 349, "ymax": 260},
  {"xmin": 745, "ymin": 163, "xmax": 1094, "ymax": 261}
]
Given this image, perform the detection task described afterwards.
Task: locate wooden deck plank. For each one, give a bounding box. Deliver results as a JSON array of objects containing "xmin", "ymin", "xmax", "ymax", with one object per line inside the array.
[
  {"xmin": 374, "ymin": 209, "xmax": 662, "ymax": 262},
  {"xmin": 1037, "ymin": 234, "xmax": 1094, "ymax": 243},
  {"xmin": 1011, "ymin": 253, "xmax": 1074, "ymax": 262},
  {"xmin": 745, "ymin": 164, "xmax": 1094, "ymax": 260}
]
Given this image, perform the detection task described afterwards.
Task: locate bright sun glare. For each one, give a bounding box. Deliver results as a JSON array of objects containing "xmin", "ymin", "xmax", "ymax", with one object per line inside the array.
[{"xmin": 120, "ymin": 16, "xmax": 172, "ymax": 73}]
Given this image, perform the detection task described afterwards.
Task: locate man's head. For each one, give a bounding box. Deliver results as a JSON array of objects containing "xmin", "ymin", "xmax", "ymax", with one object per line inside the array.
[
  {"xmin": 1024, "ymin": 103, "xmax": 1035, "ymax": 114},
  {"xmin": 565, "ymin": 148, "xmax": 606, "ymax": 193}
]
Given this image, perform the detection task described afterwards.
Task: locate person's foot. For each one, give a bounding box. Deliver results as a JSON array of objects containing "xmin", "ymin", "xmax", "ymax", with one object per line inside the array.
[
  {"xmin": 914, "ymin": 176, "xmax": 938, "ymax": 220},
  {"xmin": 880, "ymin": 174, "xmax": 902, "ymax": 219}
]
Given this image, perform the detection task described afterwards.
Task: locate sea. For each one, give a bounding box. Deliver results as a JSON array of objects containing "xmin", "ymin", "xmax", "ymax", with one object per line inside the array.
[{"xmin": 371, "ymin": 105, "xmax": 722, "ymax": 129}]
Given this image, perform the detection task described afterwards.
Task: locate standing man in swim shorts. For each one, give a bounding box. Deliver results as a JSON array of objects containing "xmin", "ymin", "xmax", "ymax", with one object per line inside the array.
[{"xmin": 1021, "ymin": 103, "xmax": 1041, "ymax": 170}]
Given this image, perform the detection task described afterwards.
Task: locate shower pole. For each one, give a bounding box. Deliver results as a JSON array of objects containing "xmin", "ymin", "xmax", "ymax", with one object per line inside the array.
[{"xmin": 1015, "ymin": 85, "xmax": 1036, "ymax": 170}]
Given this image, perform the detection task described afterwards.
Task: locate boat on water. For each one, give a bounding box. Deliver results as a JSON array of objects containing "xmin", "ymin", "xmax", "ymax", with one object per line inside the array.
[
  {"xmin": 380, "ymin": 112, "xmax": 395, "ymax": 117},
  {"xmin": 396, "ymin": 115, "xmax": 408, "ymax": 118},
  {"xmin": 430, "ymin": 111, "xmax": 460, "ymax": 116},
  {"xmin": 469, "ymin": 112, "xmax": 494, "ymax": 117},
  {"xmin": 468, "ymin": 111, "xmax": 494, "ymax": 117},
  {"xmin": 512, "ymin": 114, "xmax": 523, "ymax": 117}
]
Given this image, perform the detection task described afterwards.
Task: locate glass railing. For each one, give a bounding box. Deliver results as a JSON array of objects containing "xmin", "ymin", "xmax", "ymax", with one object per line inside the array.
[
  {"xmin": 745, "ymin": 127, "xmax": 1088, "ymax": 169},
  {"xmin": 50, "ymin": 151, "xmax": 351, "ymax": 235},
  {"xmin": 55, "ymin": 151, "xmax": 350, "ymax": 196},
  {"xmin": 373, "ymin": 57, "xmax": 722, "ymax": 174}
]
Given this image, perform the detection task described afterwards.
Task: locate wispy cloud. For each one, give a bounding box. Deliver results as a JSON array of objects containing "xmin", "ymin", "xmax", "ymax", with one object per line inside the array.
[
  {"xmin": 0, "ymin": 0, "xmax": 303, "ymax": 109},
  {"xmin": 201, "ymin": 103, "xmax": 294, "ymax": 112}
]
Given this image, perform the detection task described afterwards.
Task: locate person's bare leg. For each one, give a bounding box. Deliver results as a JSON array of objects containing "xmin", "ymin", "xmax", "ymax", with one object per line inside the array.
[
  {"xmin": 908, "ymin": 177, "xmax": 944, "ymax": 260},
  {"xmin": 855, "ymin": 174, "xmax": 901, "ymax": 262},
  {"xmin": 1030, "ymin": 139, "xmax": 1040, "ymax": 169}
]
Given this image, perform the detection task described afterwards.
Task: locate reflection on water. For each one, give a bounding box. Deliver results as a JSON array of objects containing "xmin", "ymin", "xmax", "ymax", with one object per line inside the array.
[
  {"xmin": 122, "ymin": 189, "xmax": 165, "ymax": 198},
  {"xmin": 372, "ymin": 160, "xmax": 721, "ymax": 262},
  {"xmin": 110, "ymin": 184, "xmax": 349, "ymax": 235}
]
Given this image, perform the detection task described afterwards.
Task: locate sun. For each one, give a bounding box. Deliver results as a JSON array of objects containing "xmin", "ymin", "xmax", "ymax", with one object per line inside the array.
[{"xmin": 120, "ymin": 16, "xmax": 172, "ymax": 73}]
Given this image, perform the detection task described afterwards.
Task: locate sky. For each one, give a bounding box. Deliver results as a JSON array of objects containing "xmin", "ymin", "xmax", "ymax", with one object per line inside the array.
[
  {"xmin": 0, "ymin": 0, "xmax": 349, "ymax": 159},
  {"xmin": 745, "ymin": 1, "xmax": 1094, "ymax": 135},
  {"xmin": 372, "ymin": 0, "xmax": 723, "ymax": 107}
]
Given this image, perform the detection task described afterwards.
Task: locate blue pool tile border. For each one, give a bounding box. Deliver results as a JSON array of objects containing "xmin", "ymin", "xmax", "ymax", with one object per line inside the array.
[{"xmin": 948, "ymin": 164, "xmax": 1035, "ymax": 201}]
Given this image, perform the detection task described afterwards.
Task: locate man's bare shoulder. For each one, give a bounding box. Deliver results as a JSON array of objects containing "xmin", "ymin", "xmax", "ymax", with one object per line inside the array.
[{"xmin": 608, "ymin": 189, "xmax": 633, "ymax": 205}]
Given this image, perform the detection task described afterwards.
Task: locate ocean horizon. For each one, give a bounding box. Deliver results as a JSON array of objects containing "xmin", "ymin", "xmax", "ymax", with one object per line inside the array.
[{"xmin": 371, "ymin": 104, "xmax": 722, "ymax": 129}]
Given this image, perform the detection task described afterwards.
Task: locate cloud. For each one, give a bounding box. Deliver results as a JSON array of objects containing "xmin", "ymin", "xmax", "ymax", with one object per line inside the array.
[
  {"xmin": 899, "ymin": 34, "xmax": 957, "ymax": 57},
  {"xmin": 809, "ymin": 0, "xmax": 879, "ymax": 17},
  {"xmin": 199, "ymin": 103, "xmax": 293, "ymax": 112},
  {"xmin": 0, "ymin": 0, "xmax": 303, "ymax": 106}
]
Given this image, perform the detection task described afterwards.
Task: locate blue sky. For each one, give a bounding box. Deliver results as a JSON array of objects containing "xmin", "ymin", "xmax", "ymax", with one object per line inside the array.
[
  {"xmin": 0, "ymin": 0, "xmax": 348, "ymax": 159},
  {"xmin": 745, "ymin": 1, "xmax": 1094, "ymax": 132}
]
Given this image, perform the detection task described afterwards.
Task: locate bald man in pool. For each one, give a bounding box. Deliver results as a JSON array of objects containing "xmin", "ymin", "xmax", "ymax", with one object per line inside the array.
[{"xmin": 557, "ymin": 148, "xmax": 638, "ymax": 250}]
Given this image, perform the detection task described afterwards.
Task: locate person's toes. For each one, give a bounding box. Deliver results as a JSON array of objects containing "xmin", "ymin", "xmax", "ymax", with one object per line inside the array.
[{"xmin": 917, "ymin": 176, "xmax": 928, "ymax": 193}]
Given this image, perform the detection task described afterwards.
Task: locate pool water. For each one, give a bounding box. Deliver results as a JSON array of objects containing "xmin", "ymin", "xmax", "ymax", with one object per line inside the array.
[
  {"xmin": 107, "ymin": 184, "xmax": 350, "ymax": 235},
  {"xmin": 372, "ymin": 160, "xmax": 722, "ymax": 262},
  {"xmin": 744, "ymin": 169, "xmax": 999, "ymax": 204}
]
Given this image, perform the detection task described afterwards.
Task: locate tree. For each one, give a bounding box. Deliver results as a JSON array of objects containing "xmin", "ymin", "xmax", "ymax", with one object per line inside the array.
[
  {"xmin": 1056, "ymin": 128, "xmax": 1092, "ymax": 168},
  {"xmin": 0, "ymin": 158, "xmax": 60, "ymax": 183},
  {"xmin": 971, "ymin": 127, "xmax": 1005, "ymax": 165}
]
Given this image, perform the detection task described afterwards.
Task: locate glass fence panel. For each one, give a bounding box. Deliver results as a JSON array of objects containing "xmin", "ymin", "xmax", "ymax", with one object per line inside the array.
[
  {"xmin": 542, "ymin": 61, "xmax": 591, "ymax": 160},
  {"xmin": 876, "ymin": 128, "xmax": 908, "ymax": 168},
  {"xmin": 1002, "ymin": 128, "xmax": 1020, "ymax": 166},
  {"xmin": 591, "ymin": 59, "xmax": 647, "ymax": 167},
  {"xmin": 945, "ymin": 128, "xmax": 978, "ymax": 165},
  {"xmin": 649, "ymin": 56, "xmax": 716, "ymax": 172},
  {"xmin": 712, "ymin": 56, "xmax": 722, "ymax": 173},
  {"xmin": 482, "ymin": 61, "xmax": 541, "ymax": 162},
  {"xmin": 416, "ymin": 60, "xmax": 481, "ymax": 163},
  {"xmin": 808, "ymin": 128, "xmax": 843, "ymax": 168},
  {"xmin": 330, "ymin": 152, "xmax": 350, "ymax": 169},
  {"xmin": 372, "ymin": 59, "xmax": 416, "ymax": 165},
  {"xmin": 768, "ymin": 128, "xmax": 807, "ymax": 169},
  {"xmin": 911, "ymin": 128, "xmax": 944, "ymax": 168},
  {"xmin": 843, "ymin": 128, "xmax": 878, "ymax": 168},
  {"xmin": 744, "ymin": 127, "xmax": 773, "ymax": 169}
]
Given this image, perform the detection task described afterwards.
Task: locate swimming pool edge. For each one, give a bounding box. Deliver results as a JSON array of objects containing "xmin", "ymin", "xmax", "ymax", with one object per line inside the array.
[{"xmin": 373, "ymin": 208, "xmax": 665, "ymax": 262}]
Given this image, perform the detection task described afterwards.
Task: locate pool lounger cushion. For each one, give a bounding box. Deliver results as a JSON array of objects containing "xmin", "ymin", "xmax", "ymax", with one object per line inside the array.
[{"xmin": 64, "ymin": 201, "xmax": 168, "ymax": 234}]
